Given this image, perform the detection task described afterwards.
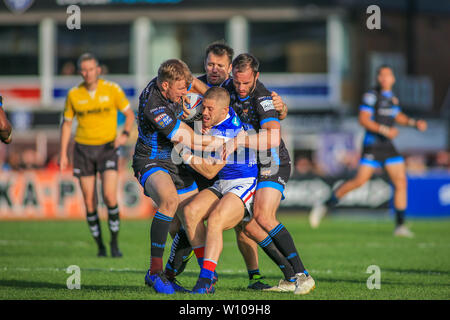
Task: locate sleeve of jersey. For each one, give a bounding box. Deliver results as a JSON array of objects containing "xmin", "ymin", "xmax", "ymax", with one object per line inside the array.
[
  {"xmin": 114, "ymin": 84, "xmax": 131, "ymax": 112},
  {"xmin": 144, "ymin": 105, "xmax": 181, "ymax": 140},
  {"xmin": 63, "ymin": 92, "xmax": 75, "ymax": 121},
  {"xmin": 359, "ymin": 92, "xmax": 376, "ymax": 115},
  {"xmin": 256, "ymin": 97, "xmax": 280, "ymax": 127},
  {"xmin": 391, "ymin": 105, "xmax": 401, "ymax": 117}
]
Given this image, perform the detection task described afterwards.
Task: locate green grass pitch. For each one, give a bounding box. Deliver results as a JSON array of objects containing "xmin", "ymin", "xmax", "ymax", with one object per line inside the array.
[{"xmin": 0, "ymin": 214, "xmax": 449, "ymax": 300}]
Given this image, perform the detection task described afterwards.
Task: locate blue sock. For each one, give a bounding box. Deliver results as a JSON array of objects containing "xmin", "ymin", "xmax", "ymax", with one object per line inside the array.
[{"xmin": 248, "ymin": 269, "xmax": 261, "ymax": 280}]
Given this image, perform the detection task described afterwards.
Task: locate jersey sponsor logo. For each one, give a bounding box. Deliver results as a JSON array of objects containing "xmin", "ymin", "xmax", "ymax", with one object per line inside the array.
[
  {"xmin": 152, "ymin": 107, "xmax": 166, "ymax": 115},
  {"xmin": 232, "ymin": 116, "xmax": 240, "ymax": 127},
  {"xmin": 260, "ymin": 169, "xmax": 272, "ymax": 176},
  {"xmin": 378, "ymin": 108, "xmax": 396, "ymax": 116},
  {"xmin": 99, "ymin": 96, "xmax": 110, "ymax": 103},
  {"xmin": 278, "ymin": 176, "xmax": 286, "ymax": 186},
  {"xmin": 157, "ymin": 114, "xmax": 173, "ymax": 128},
  {"xmin": 260, "ymin": 99, "xmax": 275, "ymax": 112},
  {"xmin": 154, "ymin": 113, "xmax": 168, "ymax": 122}
]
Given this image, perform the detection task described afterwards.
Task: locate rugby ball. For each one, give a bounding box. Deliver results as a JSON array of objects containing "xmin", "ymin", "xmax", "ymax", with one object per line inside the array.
[{"xmin": 183, "ymin": 93, "xmax": 203, "ymax": 122}]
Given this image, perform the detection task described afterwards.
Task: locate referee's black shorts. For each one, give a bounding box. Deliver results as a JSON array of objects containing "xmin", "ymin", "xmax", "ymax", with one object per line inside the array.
[{"xmin": 73, "ymin": 141, "xmax": 119, "ymax": 177}]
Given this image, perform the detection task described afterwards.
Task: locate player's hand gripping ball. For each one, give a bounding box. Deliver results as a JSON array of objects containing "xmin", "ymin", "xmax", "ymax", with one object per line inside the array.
[{"xmin": 182, "ymin": 93, "xmax": 203, "ymax": 122}]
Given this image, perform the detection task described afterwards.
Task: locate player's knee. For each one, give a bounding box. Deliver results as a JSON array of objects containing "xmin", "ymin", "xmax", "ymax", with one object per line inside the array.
[
  {"xmin": 159, "ymin": 196, "xmax": 179, "ymax": 215},
  {"xmin": 207, "ymin": 212, "xmax": 225, "ymax": 232},
  {"xmin": 103, "ymin": 194, "xmax": 117, "ymax": 208},
  {"xmin": 393, "ymin": 177, "xmax": 407, "ymax": 190}
]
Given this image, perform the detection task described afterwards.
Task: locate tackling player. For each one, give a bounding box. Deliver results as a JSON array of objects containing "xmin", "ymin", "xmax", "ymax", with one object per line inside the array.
[
  {"xmin": 132, "ymin": 59, "xmax": 226, "ymax": 294},
  {"xmin": 0, "ymin": 96, "xmax": 12, "ymax": 144},
  {"xmin": 59, "ymin": 53, "xmax": 135, "ymax": 258},
  {"xmin": 309, "ymin": 65, "xmax": 427, "ymax": 237},
  {"xmin": 223, "ymin": 53, "xmax": 315, "ymax": 294}
]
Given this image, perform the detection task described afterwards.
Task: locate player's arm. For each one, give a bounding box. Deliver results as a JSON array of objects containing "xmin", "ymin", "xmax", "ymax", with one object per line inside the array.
[
  {"xmin": 170, "ymin": 120, "xmax": 226, "ymax": 151},
  {"xmin": 359, "ymin": 108, "xmax": 398, "ymax": 140},
  {"xmin": 395, "ymin": 112, "xmax": 427, "ymax": 132},
  {"xmin": 0, "ymin": 97, "xmax": 12, "ymax": 144},
  {"xmin": 237, "ymin": 120, "xmax": 281, "ymax": 150},
  {"xmin": 271, "ymin": 91, "xmax": 288, "ymax": 120},
  {"xmin": 59, "ymin": 94, "xmax": 75, "ymax": 170},
  {"xmin": 174, "ymin": 143, "xmax": 226, "ymax": 180},
  {"xmin": 59, "ymin": 119, "xmax": 73, "ymax": 171},
  {"xmin": 114, "ymin": 106, "xmax": 135, "ymax": 148}
]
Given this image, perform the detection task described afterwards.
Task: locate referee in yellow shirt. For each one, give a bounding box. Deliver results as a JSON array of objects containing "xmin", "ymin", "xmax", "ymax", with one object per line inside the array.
[{"xmin": 59, "ymin": 53, "xmax": 135, "ymax": 257}]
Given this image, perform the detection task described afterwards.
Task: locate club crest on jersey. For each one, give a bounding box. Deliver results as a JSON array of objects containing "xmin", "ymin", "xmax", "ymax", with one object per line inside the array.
[
  {"xmin": 3, "ymin": 0, "xmax": 34, "ymax": 13},
  {"xmin": 154, "ymin": 113, "xmax": 168, "ymax": 122}
]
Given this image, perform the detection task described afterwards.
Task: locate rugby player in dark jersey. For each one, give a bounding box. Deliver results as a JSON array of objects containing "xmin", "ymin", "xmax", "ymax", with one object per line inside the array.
[
  {"xmin": 309, "ymin": 65, "xmax": 427, "ymax": 238},
  {"xmin": 132, "ymin": 59, "xmax": 226, "ymax": 294},
  {"xmin": 0, "ymin": 96, "xmax": 12, "ymax": 144},
  {"xmin": 223, "ymin": 53, "xmax": 315, "ymax": 294}
]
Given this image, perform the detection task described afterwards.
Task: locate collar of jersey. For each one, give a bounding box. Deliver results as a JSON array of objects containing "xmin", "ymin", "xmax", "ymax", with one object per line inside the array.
[
  {"xmin": 381, "ymin": 90, "xmax": 393, "ymax": 98},
  {"xmin": 238, "ymin": 95, "xmax": 250, "ymax": 102},
  {"xmin": 212, "ymin": 112, "xmax": 231, "ymax": 129}
]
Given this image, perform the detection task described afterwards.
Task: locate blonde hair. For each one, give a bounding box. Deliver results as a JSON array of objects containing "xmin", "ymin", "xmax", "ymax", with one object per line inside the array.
[{"xmin": 157, "ymin": 59, "xmax": 193, "ymax": 86}]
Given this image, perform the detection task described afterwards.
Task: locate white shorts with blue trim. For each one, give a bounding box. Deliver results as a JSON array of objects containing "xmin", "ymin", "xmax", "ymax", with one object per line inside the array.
[{"xmin": 209, "ymin": 177, "xmax": 257, "ymax": 222}]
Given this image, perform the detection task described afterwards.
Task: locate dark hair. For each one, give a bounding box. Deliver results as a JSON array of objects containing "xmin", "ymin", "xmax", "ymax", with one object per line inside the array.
[
  {"xmin": 77, "ymin": 53, "xmax": 99, "ymax": 69},
  {"xmin": 375, "ymin": 64, "xmax": 393, "ymax": 93},
  {"xmin": 205, "ymin": 41, "xmax": 234, "ymax": 64},
  {"xmin": 203, "ymin": 86, "xmax": 230, "ymax": 106},
  {"xmin": 232, "ymin": 53, "xmax": 259, "ymax": 75}
]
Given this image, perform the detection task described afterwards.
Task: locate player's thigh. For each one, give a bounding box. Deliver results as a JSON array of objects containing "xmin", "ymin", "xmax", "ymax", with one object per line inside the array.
[
  {"xmin": 253, "ymin": 187, "xmax": 282, "ymax": 219},
  {"xmin": 181, "ymin": 189, "xmax": 219, "ymax": 226},
  {"xmin": 353, "ymin": 163, "xmax": 376, "ymax": 184},
  {"xmin": 208, "ymin": 193, "xmax": 245, "ymax": 231},
  {"xmin": 144, "ymin": 170, "xmax": 179, "ymax": 212},
  {"xmin": 384, "ymin": 162, "xmax": 407, "ymax": 188}
]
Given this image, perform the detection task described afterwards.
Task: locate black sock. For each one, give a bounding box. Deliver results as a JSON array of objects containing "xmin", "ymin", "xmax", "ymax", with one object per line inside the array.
[
  {"xmin": 150, "ymin": 211, "xmax": 173, "ymax": 274},
  {"xmin": 86, "ymin": 210, "xmax": 105, "ymax": 249},
  {"xmin": 395, "ymin": 208, "xmax": 406, "ymax": 226},
  {"xmin": 269, "ymin": 223, "xmax": 306, "ymax": 274},
  {"xmin": 325, "ymin": 192, "xmax": 339, "ymax": 208},
  {"xmin": 107, "ymin": 205, "xmax": 120, "ymax": 245},
  {"xmin": 258, "ymin": 236, "xmax": 296, "ymax": 280},
  {"xmin": 165, "ymin": 227, "xmax": 193, "ymax": 278}
]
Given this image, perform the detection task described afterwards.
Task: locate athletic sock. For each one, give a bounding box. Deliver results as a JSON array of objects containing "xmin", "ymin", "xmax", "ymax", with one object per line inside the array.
[
  {"xmin": 269, "ymin": 223, "xmax": 306, "ymax": 274},
  {"xmin": 395, "ymin": 208, "xmax": 406, "ymax": 227},
  {"xmin": 325, "ymin": 192, "xmax": 339, "ymax": 208},
  {"xmin": 86, "ymin": 210, "xmax": 105, "ymax": 249},
  {"xmin": 149, "ymin": 211, "xmax": 173, "ymax": 275},
  {"xmin": 248, "ymin": 269, "xmax": 261, "ymax": 280},
  {"xmin": 165, "ymin": 227, "xmax": 193, "ymax": 279},
  {"xmin": 258, "ymin": 235, "xmax": 296, "ymax": 280},
  {"xmin": 107, "ymin": 205, "xmax": 120, "ymax": 245},
  {"xmin": 193, "ymin": 246, "xmax": 205, "ymax": 268},
  {"xmin": 199, "ymin": 259, "xmax": 217, "ymax": 285}
]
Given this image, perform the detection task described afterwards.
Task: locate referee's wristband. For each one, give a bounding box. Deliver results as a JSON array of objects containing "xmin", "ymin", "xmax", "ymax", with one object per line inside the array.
[{"xmin": 122, "ymin": 130, "xmax": 130, "ymax": 137}]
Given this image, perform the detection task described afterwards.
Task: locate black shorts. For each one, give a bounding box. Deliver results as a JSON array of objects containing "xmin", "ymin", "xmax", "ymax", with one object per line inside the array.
[
  {"xmin": 256, "ymin": 162, "xmax": 291, "ymax": 199},
  {"xmin": 73, "ymin": 141, "xmax": 119, "ymax": 177},
  {"xmin": 190, "ymin": 168, "xmax": 218, "ymax": 192},
  {"xmin": 361, "ymin": 142, "xmax": 404, "ymax": 168},
  {"xmin": 132, "ymin": 157, "xmax": 197, "ymax": 195}
]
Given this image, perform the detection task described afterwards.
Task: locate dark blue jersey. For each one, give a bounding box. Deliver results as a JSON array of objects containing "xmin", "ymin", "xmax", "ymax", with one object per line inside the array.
[
  {"xmin": 223, "ymin": 79, "xmax": 290, "ymax": 167},
  {"xmin": 133, "ymin": 77, "xmax": 183, "ymax": 161},
  {"xmin": 360, "ymin": 90, "xmax": 401, "ymax": 146}
]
